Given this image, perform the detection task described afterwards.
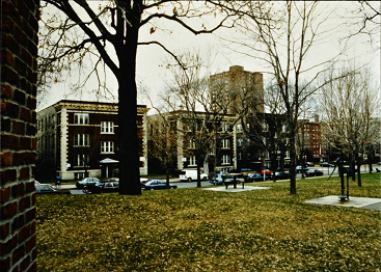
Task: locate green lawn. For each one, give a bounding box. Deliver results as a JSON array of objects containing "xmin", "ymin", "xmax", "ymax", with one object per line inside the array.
[{"xmin": 36, "ymin": 174, "xmax": 381, "ymax": 271}]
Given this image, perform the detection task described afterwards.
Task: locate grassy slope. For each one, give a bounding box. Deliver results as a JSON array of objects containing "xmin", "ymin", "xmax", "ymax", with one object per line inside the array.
[{"xmin": 36, "ymin": 174, "xmax": 381, "ymax": 272}]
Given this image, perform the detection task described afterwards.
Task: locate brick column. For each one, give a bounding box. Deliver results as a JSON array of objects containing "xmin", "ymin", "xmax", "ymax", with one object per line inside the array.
[{"xmin": 1, "ymin": 0, "xmax": 39, "ymax": 271}]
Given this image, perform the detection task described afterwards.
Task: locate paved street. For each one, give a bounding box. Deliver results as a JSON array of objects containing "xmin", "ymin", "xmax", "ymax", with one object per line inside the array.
[{"xmin": 60, "ymin": 165, "xmax": 378, "ymax": 195}]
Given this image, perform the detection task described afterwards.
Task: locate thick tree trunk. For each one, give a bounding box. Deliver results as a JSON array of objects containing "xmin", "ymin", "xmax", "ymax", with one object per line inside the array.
[{"xmin": 118, "ymin": 17, "xmax": 141, "ymax": 195}]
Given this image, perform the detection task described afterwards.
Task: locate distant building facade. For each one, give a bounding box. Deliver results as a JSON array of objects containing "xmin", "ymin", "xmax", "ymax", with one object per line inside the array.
[
  {"xmin": 297, "ymin": 116, "xmax": 324, "ymax": 162},
  {"xmin": 210, "ymin": 65, "xmax": 264, "ymax": 114},
  {"xmin": 36, "ymin": 100, "xmax": 149, "ymax": 180}
]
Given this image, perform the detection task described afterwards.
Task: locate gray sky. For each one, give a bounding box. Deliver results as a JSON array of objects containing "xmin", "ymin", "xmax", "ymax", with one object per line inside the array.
[{"xmin": 38, "ymin": 1, "xmax": 380, "ymax": 114}]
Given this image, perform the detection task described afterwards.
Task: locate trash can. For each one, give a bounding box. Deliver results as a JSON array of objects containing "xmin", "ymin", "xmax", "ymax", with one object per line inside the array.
[{"xmin": 55, "ymin": 175, "xmax": 61, "ymax": 187}]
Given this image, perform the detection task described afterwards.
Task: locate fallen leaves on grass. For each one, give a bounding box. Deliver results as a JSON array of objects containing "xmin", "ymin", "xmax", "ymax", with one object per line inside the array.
[{"xmin": 36, "ymin": 174, "xmax": 381, "ymax": 271}]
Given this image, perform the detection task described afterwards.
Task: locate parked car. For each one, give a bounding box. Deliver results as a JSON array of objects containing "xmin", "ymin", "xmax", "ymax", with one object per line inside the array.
[
  {"xmin": 34, "ymin": 180, "xmax": 52, "ymax": 189},
  {"xmin": 35, "ymin": 185, "xmax": 71, "ymax": 194},
  {"xmin": 209, "ymin": 171, "xmax": 229, "ymax": 185},
  {"xmin": 141, "ymin": 179, "xmax": 177, "ymax": 190},
  {"xmin": 320, "ymin": 162, "xmax": 334, "ymax": 167},
  {"xmin": 305, "ymin": 162, "xmax": 314, "ymax": 167},
  {"xmin": 305, "ymin": 169, "xmax": 324, "ymax": 177},
  {"xmin": 271, "ymin": 171, "xmax": 290, "ymax": 180},
  {"xmin": 107, "ymin": 177, "xmax": 119, "ymax": 182},
  {"xmin": 260, "ymin": 169, "xmax": 273, "ymax": 176},
  {"xmin": 179, "ymin": 170, "xmax": 208, "ymax": 182},
  {"xmin": 76, "ymin": 177, "xmax": 102, "ymax": 188},
  {"xmin": 296, "ymin": 166, "xmax": 309, "ymax": 173},
  {"xmin": 247, "ymin": 173, "xmax": 266, "ymax": 182},
  {"xmin": 103, "ymin": 181, "xmax": 119, "ymax": 193},
  {"xmin": 83, "ymin": 181, "xmax": 119, "ymax": 194}
]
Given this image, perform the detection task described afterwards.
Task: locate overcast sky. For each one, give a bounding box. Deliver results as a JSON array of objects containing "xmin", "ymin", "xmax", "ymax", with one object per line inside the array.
[{"xmin": 38, "ymin": 1, "xmax": 380, "ymax": 114}]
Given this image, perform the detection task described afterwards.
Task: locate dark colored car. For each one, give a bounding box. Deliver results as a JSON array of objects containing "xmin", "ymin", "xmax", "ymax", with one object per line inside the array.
[
  {"xmin": 247, "ymin": 173, "xmax": 266, "ymax": 182},
  {"xmin": 320, "ymin": 162, "xmax": 334, "ymax": 167},
  {"xmin": 271, "ymin": 171, "xmax": 290, "ymax": 180},
  {"xmin": 305, "ymin": 169, "xmax": 324, "ymax": 177},
  {"xmin": 141, "ymin": 179, "xmax": 177, "ymax": 190},
  {"xmin": 306, "ymin": 162, "xmax": 314, "ymax": 167},
  {"xmin": 76, "ymin": 177, "xmax": 102, "ymax": 189},
  {"xmin": 296, "ymin": 166, "xmax": 309, "ymax": 173},
  {"xmin": 35, "ymin": 185, "xmax": 71, "ymax": 194}
]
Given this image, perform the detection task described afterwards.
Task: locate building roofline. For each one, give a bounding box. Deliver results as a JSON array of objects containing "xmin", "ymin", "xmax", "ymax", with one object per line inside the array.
[{"xmin": 37, "ymin": 99, "xmax": 148, "ymax": 113}]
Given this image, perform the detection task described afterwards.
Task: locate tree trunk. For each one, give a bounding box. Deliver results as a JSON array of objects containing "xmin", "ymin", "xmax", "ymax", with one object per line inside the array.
[
  {"xmin": 166, "ymin": 166, "xmax": 170, "ymax": 189},
  {"xmin": 271, "ymin": 154, "xmax": 277, "ymax": 182},
  {"xmin": 357, "ymin": 156, "xmax": 362, "ymax": 187},
  {"xmin": 196, "ymin": 157, "xmax": 201, "ymax": 188},
  {"xmin": 368, "ymin": 149, "xmax": 373, "ymax": 174},
  {"xmin": 117, "ymin": 17, "xmax": 141, "ymax": 195},
  {"xmin": 288, "ymin": 109, "xmax": 297, "ymax": 194}
]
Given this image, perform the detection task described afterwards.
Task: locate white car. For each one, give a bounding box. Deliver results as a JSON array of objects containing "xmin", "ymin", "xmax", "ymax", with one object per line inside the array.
[
  {"xmin": 34, "ymin": 180, "xmax": 53, "ymax": 190},
  {"xmin": 179, "ymin": 170, "xmax": 209, "ymax": 182}
]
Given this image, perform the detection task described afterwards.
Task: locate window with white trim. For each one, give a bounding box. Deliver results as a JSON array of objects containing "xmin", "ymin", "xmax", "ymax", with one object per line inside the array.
[
  {"xmin": 222, "ymin": 123, "xmax": 229, "ymax": 133},
  {"xmin": 189, "ymin": 155, "xmax": 196, "ymax": 166},
  {"xmin": 74, "ymin": 134, "xmax": 89, "ymax": 147},
  {"xmin": 74, "ymin": 113, "xmax": 89, "ymax": 125},
  {"xmin": 101, "ymin": 121, "xmax": 114, "ymax": 134},
  {"xmin": 237, "ymin": 124, "xmax": 243, "ymax": 133},
  {"xmin": 101, "ymin": 141, "xmax": 114, "ymax": 154},
  {"xmin": 222, "ymin": 139, "xmax": 230, "ymax": 149},
  {"xmin": 222, "ymin": 154, "xmax": 230, "ymax": 164},
  {"xmin": 76, "ymin": 154, "xmax": 89, "ymax": 167}
]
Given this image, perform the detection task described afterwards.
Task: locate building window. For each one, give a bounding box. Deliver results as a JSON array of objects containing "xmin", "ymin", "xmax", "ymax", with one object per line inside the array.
[
  {"xmin": 101, "ymin": 121, "xmax": 114, "ymax": 134},
  {"xmin": 189, "ymin": 139, "xmax": 196, "ymax": 149},
  {"xmin": 238, "ymin": 152, "xmax": 242, "ymax": 160},
  {"xmin": 189, "ymin": 155, "xmax": 196, "ymax": 166},
  {"xmin": 74, "ymin": 113, "xmax": 89, "ymax": 125},
  {"xmin": 237, "ymin": 124, "xmax": 243, "ymax": 133},
  {"xmin": 76, "ymin": 154, "xmax": 89, "ymax": 167},
  {"xmin": 238, "ymin": 138, "xmax": 243, "ymax": 147},
  {"xmin": 74, "ymin": 134, "xmax": 89, "ymax": 147},
  {"xmin": 222, "ymin": 139, "xmax": 230, "ymax": 149},
  {"xmin": 74, "ymin": 172, "xmax": 85, "ymax": 180},
  {"xmin": 222, "ymin": 154, "xmax": 230, "ymax": 164},
  {"xmin": 101, "ymin": 141, "xmax": 114, "ymax": 154},
  {"xmin": 222, "ymin": 123, "xmax": 229, "ymax": 133}
]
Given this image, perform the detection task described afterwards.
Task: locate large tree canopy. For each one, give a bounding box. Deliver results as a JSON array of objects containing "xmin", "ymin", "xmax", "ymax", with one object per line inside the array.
[{"xmin": 38, "ymin": 0, "xmax": 241, "ymax": 195}]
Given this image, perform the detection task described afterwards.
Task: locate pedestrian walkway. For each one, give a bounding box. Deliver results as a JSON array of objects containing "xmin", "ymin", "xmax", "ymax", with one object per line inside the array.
[
  {"xmin": 203, "ymin": 186, "xmax": 271, "ymax": 193},
  {"xmin": 305, "ymin": 196, "xmax": 381, "ymax": 211}
]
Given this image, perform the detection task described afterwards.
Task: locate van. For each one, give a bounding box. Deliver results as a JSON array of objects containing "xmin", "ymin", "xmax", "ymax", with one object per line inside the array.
[{"xmin": 179, "ymin": 170, "xmax": 209, "ymax": 182}]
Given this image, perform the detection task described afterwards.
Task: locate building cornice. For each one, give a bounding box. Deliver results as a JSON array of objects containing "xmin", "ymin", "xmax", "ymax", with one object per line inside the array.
[{"xmin": 51, "ymin": 100, "xmax": 150, "ymax": 114}]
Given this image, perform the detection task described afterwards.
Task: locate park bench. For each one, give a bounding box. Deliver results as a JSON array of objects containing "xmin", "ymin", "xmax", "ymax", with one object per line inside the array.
[{"xmin": 222, "ymin": 173, "xmax": 246, "ymax": 189}]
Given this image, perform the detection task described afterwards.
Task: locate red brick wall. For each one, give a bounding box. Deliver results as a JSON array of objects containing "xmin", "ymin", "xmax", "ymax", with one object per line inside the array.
[{"xmin": 1, "ymin": 0, "xmax": 39, "ymax": 271}]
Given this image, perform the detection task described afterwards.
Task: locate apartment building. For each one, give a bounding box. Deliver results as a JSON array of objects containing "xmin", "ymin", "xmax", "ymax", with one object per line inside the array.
[{"xmin": 36, "ymin": 100, "xmax": 149, "ymax": 180}]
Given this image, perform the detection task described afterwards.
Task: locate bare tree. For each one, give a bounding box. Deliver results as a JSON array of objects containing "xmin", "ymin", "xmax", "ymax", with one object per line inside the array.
[
  {"xmin": 218, "ymin": 1, "xmax": 351, "ymax": 194},
  {"xmin": 146, "ymin": 105, "xmax": 179, "ymax": 189},
  {"xmin": 38, "ymin": 1, "xmax": 241, "ymax": 195},
  {"xmin": 162, "ymin": 51, "xmax": 237, "ymax": 187},
  {"xmin": 320, "ymin": 66, "xmax": 380, "ymax": 186}
]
